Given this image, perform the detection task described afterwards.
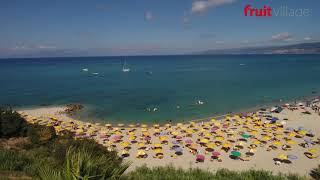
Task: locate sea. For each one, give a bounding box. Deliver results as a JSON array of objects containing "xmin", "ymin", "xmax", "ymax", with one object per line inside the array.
[{"xmin": 0, "ymin": 55, "xmax": 319, "ymax": 124}]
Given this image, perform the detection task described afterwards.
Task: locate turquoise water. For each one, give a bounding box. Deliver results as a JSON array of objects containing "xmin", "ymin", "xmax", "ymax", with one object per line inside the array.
[{"xmin": 0, "ymin": 55, "xmax": 319, "ymax": 123}]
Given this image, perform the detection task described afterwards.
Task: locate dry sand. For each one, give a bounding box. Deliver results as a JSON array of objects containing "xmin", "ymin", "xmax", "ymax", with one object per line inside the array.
[{"xmin": 19, "ymin": 105, "xmax": 320, "ymax": 176}]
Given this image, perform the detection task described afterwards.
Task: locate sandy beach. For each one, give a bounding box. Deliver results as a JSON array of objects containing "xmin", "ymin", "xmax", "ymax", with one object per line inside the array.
[{"xmin": 18, "ymin": 101, "xmax": 320, "ymax": 176}]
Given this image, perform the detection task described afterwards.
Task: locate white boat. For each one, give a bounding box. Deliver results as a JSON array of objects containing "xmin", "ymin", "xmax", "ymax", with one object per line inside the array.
[
  {"xmin": 82, "ymin": 68, "xmax": 88, "ymax": 72},
  {"xmin": 122, "ymin": 61, "xmax": 130, "ymax": 72}
]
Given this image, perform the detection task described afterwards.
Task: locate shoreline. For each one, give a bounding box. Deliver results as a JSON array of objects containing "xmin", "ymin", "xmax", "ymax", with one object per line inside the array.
[{"xmin": 15, "ymin": 92, "xmax": 320, "ymax": 126}]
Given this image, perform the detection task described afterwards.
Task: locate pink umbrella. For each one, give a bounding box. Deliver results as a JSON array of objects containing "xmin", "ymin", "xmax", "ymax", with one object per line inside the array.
[
  {"xmin": 185, "ymin": 139, "xmax": 193, "ymax": 144},
  {"xmin": 196, "ymin": 154, "xmax": 205, "ymax": 162},
  {"xmin": 212, "ymin": 151, "xmax": 221, "ymax": 157},
  {"xmin": 113, "ymin": 135, "xmax": 122, "ymax": 140},
  {"xmin": 176, "ymin": 136, "xmax": 182, "ymax": 140}
]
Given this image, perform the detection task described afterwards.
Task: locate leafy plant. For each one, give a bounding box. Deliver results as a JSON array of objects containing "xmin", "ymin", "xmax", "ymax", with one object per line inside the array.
[{"xmin": 38, "ymin": 146, "xmax": 131, "ymax": 180}]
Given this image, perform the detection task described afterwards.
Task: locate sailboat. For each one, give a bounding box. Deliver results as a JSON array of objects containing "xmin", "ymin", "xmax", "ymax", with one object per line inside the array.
[{"xmin": 122, "ymin": 61, "xmax": 130, "ymax": 72}]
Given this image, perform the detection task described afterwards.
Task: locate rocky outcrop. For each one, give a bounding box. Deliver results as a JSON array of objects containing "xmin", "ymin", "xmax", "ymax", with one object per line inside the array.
[{"xmin": 64, "ymin": 104, "xmax": 84, "ymax": 115}]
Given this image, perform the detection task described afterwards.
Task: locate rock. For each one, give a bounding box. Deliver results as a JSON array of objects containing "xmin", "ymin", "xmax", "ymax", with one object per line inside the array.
[{"xmin": 64, "ymin": 104, "xmax": 84, "ymax": 115}]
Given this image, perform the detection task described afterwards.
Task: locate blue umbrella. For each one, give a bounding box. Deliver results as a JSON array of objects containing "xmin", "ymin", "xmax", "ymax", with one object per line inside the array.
[
  {"xmin": 286, "ymin": 127, "xmax": 294, "ymax": 131},
  {"xmin": 271, "ymin": 117, "xmax": 279, "ymax": 122},
  {"xmin": 304, "ymin": 138, "xmax": 313, "ymax": 144},
  {"xmin": 287, "ymin": 155, "xmax": 298, "ymax": 160},
  {"xmin": 173, "ymin": 147, "xmax": 183, "ymax": 152},
  {"xmin": 172, "ymin": 140, "xmax": 179, "ymax": 144}
]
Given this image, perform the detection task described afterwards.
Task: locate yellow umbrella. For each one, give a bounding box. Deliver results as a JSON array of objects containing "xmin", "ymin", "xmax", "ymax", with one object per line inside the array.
[
  {"xmin": 141, "ymin": 124, "xmax": 148, "ymax": 128},
  {"xmin": 288, "ymin": 132, "xmax": 296, "ymax": 137},
  {"xmin": 252, "ymin": 140, "xmax": 261, "ymax": 145},
  {"xmin": 159, "ymin": 136, "xmax": 168, "ymax": 141},
  {"xmin": 222, "ymin": 143, "xmax": 232, "ymax": 148},
  {"xmin": 206, "ymin": 143, "xmax": 215, "ymax": 149},
  {"xmin": 154, "ymin": 143, "xmax": 162, "ymax": 148},
  {"xmin": 154, "ymin": 129, "xmax": 161, "ymax": 133},
  {"xmin": 278, "ymin": 154, "xmax": 287, "ymax": 160},
  {"xmin": 154, "ymin": 149, "xmax": 163, "ymax": 154},
  {"xmin": 200, "ymin": 138, "xmax": 209, "ymax": 144},
  {"xmin": 177, "ymin": 123, "xmax": 183, "ymax": 127},
  {"xmin": 309, "ymin": 148, "xmax": 318, "ymax": 154},
  {"xmin": 121, "ymin": 150, "xmax": 129, "ymax": 156},
  {"xmin": 120, "ymin": 141, "xmax": 130, "ymax": 148},
  {"xmin": 262, "ymin": 136, "xmax": 271, "ymax": 141},
  {"xmin": 211, "ymin": 118, "xmax": 217, "ymax": 122},
  {"xmin": 215, "ymin": 136, "xmax": 224, "ymax": 141},
  {"xmin": 129, "ymin": 124, "xmax": 135, "ymax": 128},
  {"xmin": 138, "ymin": 142, "xmax": 145, "ymax": 148},
  {"xmin": 143, "ymin": 132, "xmax": 150, "ymax": 137},
  {"xmin": 129, "ymin": 136, "xmax": 136, "ymax": 141},
  {"xmin": 137, "ymin": 150, "xmax": 146, "ymax": 156},
  {"xmin": 153, "ymin": 124, "xmax": 160, "ymax": 128},
  {"xmin": 272, "ymin": 141, "xmax": 281, "ymax": 146},
  {"xmin": 286, "ymin": 140, "xmax": 296, "ymax": 145},
  {"xmin": 171, "ymin": 131, "xmax": 179, "ymax": 136}
]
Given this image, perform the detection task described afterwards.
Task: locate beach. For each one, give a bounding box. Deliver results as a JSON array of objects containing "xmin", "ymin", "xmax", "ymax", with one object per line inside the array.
[{"xmin": 18, "ymin": 99, "xmax": 320, "ymax": 176}]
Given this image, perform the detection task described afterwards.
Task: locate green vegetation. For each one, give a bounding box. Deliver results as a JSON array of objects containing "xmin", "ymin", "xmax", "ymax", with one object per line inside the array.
[
  {"xmin": 0, "ymin": 107, "xmax": 319, "ymax": 179},
  {"xmin": 311, "ymin": 165, "xmax": 320, "ymax": 180},
  {"xmin": 124, "ymin": 166, "xmax": 307, "ymax": 180},
  {"xmin": 0, "ymin": 107, "xmax": 28, "ymax": 137}
]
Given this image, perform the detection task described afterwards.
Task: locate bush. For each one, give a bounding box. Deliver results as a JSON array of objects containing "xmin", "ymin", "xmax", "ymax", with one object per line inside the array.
[
  {"xmin": 27, "ymin": 124, "xmax": 56, "ymax": 146},
  {"xmin": 0, "ymin": 107, "xmax": 28, "ymax": 138},
  {"xmin": 311, "ymin": 165, "xmax": 320, "ymax": 180},
  {"xmin": 124, "ymin": 166, "xmax": 307, "ymax": 180},
  {"xmin": 0, "ymin": 149, "xmax": 30, "ymax": 171}
]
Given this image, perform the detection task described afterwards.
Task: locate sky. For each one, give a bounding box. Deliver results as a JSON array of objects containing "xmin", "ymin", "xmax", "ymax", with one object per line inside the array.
[{"xmin": 0, "ymin": 0, "xmax": 319, "ymax": 58}]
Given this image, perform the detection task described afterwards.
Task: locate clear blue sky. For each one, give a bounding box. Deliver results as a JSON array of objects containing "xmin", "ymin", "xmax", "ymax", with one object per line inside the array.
[{"xmin": 0, "ymin": 0, "xmax": 319, "ymax": 57}]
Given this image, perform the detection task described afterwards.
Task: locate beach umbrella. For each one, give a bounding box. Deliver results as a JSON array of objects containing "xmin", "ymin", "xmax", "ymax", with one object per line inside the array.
[
  {"xmin": 117, "ymin": 123, "xmax": 124, "ymax": 127},
  {"xmin": 241, "ymin": 134, "xmax": 250, "ymax": 139},
  {"xmin": 272, "ymin": 141, "xmax": 282, "ymax": 146},
  {"xmin": 200, "ymin": 138, "xmax": 209, "ymax": 144},
  {"xmin": 172, "ymin": 140, "xmax": 179, "ymax": 144},
  {"xmin": 120, "ymin": 141, "xmax": 130, "ymax": 148},
  {"xmin": 159, "ymin": 136, "xmax": 168, "ymax": 142},
  {"xmin": 141, "ymin": 124, "xmax": 148, "ymax": 128},
  {"xmin": 206, "ymin": 143, "xmax": 215, "ymax": 149},
  {"xmin": 154, "ymin": 148, "xmax": 163, "ymax": 154},
  {"xmin": 171, "ymin": 131, "xmax": 179, "ymax": 136},
  {"xmin": 173, "ymin": 147, "xmax": 183, "ymax": 152},
  {"xmin": 309, "ymin": 148, "xmax": 318, "ymax": 154},
  {"xmin": 231, "ymin": 151, "xmax": 241, "ymax": 157},
  {"xmin": 129, "ymin": 124, "xmax": 135, "ymax": 128},
  {"xmin": 196, "ymin": 154, "xmax": 205, "ymax": 162},
  {"xmin": 143, "ymin": 132, "xmax": 150, "ymax": 137},
  {"xmin": 287, "ymin": 155, "xmax": 298, "ymax": 160},
  {"xmin": 215, "ymin": 136, "xmax": 224, "ymax": 141},
  {"xmin": 105, "ymin": 124, "xmax": 112, "ymax": 128},
  {"xmin": 154, "ymin": 143, "xmax": 162, "ymax": 148},
  {"xmin": 212, "ymin": 151, "xmax": 221, "ymax": 157},
  {"xmin": 137, "ymin": 150, "xmax": 146, "ymax": 157},
  {"xmin": 190, "ymin": 143, "xmax": 198, "ymax": 150},
  {"xmin": 304, "ymin": 138, "xmax": 313, "ymax": 144},
  {"xmin": 222, "ymin": 143, "xmax": 232, "ymax": 148},
  {"xmin": 176, "ymin": 136, "xmax": 182, "ymax": 140},
  {"xmin": 120, "ymin": 150, "xmax": 129, "ymax": 157},
  {"xmin": 153, "ymin": 124, "xmax": 160, "ymax": 128},
  {"xmin": 154, "ymin": 129, "xmax": 161, "ymax": 133},
  {"xmin": 185, "ymin": 139, "xmax": 193, "ymax": 144},
  {"xmin": 138, "ymin": 142, "xmax": 145, "ymax": 148},
  {"xmin": 287, "ymin": 140, "xmax": 296, "ymax": 145},
  {"xmin": 278, "ymin": 154, "xmax": 288, "ymax": 160}
]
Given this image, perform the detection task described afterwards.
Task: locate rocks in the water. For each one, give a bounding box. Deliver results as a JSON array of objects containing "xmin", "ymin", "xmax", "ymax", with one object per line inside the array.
[{"xmin": 65, "ymin": 104, "xmax": 84, "ymax": 115}]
